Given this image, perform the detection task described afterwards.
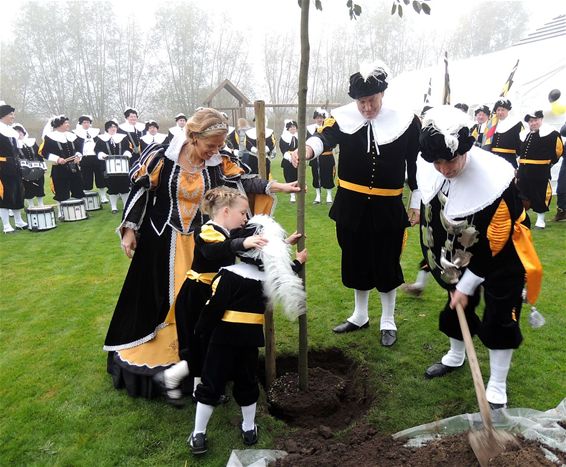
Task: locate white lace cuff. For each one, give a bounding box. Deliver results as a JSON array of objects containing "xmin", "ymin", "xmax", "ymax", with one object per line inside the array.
[
  {"xmin": 456, "ymin": 269, "xmax": 484, "ymax": 296},
  {"xmin": 306, "ymin": 136, "xmax": 323, "ymax": 158}
]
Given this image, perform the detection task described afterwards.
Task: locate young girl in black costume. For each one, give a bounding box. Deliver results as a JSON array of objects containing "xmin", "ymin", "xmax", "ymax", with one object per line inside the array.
[
  {"xmin": 188, "ymin": 214, "xmax": 307, "ymax": 455},
  {"xmin": 153, "ymin": 186, "xmax": 266, "ymax": 404}
]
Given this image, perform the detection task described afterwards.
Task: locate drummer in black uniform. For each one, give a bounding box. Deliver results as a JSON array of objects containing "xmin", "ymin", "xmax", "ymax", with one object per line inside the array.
[
  {"xmin": 0, "ymin": 103, "xmax": 27, "ymax": 233},
  {"xmin": 293, "ymin": 62, "xmax": 421, "ymax": 347},
  {"xmin": 74, "ymin": 115, "xmax": 107, "ymax": 204},
  {"xmin": 279, "ymin": 120, "xmax": 299, "ymax": 203},
  {"xmin": 243, "ymin": 119, "xmax": 276, "ymax": 178},
  {"xmin": 41, "ymin": 115, "xmax": 85, "ymax": 220},
  {"xmin": 308, "ymin": 109, "xmax": 336, "ymax": 204},
  {"xmin": 140, "ymin": 120, "xmax": 167, "ymax": 152},
  {"xmin": 483, "ymin": 99, "xmax": 523, "ymax": 168},
  {"xmin": 118, "ymin": 108, "xmax": 144, "ymax": 166},
  {"xmin": 14, "ymin": 123, "xmax": 45, "ymax": 209},
  {"xmin": 164, "ymin": 113, "xmax": 187, "ymax": 145},
  {"xmin": 95, "ymin": 119, "xmax": 132, "ymax": 214}
]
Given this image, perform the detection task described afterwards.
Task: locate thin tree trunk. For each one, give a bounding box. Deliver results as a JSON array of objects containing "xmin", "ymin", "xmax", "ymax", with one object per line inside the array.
[
  {"xmin": 255, "ymin": 100, "xmax": 276, "ymax": 389},
  {"xmin": 297, "ymin": 0, "xmax": 310, "ymax": 391}
]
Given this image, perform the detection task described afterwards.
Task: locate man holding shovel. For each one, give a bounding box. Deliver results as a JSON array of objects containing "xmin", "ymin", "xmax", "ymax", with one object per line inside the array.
[{"xmin": 417, "ymin": 106, "xmax": 542, "ymax": 409}]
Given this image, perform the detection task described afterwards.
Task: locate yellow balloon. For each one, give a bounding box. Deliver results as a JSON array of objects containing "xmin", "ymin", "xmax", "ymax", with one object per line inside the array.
[{"xmin": 551, "ymin": 101, "xmax": 566, "ymax": 116}]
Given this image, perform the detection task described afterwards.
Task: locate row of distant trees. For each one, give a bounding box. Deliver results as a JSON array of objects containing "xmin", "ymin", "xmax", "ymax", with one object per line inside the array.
[{"xmin": 1, "ymin": 0, "xmax": 527, "ymax": 132}]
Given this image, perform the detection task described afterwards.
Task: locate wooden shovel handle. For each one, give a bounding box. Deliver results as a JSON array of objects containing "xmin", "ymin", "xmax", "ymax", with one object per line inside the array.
[{"xmin": 454, "ymin": 302, "xmax": 494, "ymax": 430}]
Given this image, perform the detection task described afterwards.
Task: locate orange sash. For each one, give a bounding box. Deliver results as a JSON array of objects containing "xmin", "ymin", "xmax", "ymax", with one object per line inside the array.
[{"xmin": 512, "ymin": 210, "xmax": 542, "ymax": 305}]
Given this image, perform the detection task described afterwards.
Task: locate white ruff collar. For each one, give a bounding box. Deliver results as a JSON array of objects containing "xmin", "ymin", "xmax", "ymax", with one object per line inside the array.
[
  {"xmin": 141, "ymin": 133, "xmax": 167, "ymax": 144},
  {"xmin": 246, "ymin": 128, "xmax": 274, "ymax": 139},
  {"xmin": 23, "ymin": 137, "xmax": 36, "ymax": 147},
  {"xmin": 97, "ymin": 133, "xmax": 127, "ymax": 144},
  {"xmin": 307, "ymin": 123, "xmax": 319, "ymax": 135},
  {"xmin": 331, "ymin": 102, "xmax": 414, "ymax": 146},
  {"xmin": 280, "ymin": 130, "xmax": 297, "ymax": 144},
  {"xmin": 494, "ymin": 115, "xmax": 521, "ymax": 134},
  {"xmin": 222, "ymin": 262, "xmax": 265, "ymax": 281},
  {"xmin": 165, "ymin": 134, "xmax": 185, "ymax": 161},
  {"xmin": 168, "ymin": 126, "xmax": 184, "ymax": 136},
  {"xmin": 74, "ymin": 127, "xmax": 100, "ymax": 139},
  {"xmin": 0, "ymin": 122, "xmax": 19, "ymax": 138},
  {"xmin": 119, "ymin": 122, "xmax": 145, "ymax": 133},
  {"xmin": 521, "ymin": 123, "xmax": 555, "ymax": 140},
  {"xmin": 417, "ymin": 146, "xmax": 514, "ymax": 220},
  {"xmin": 47, "ymin": 131, "xmax": 78, "ymax": 143}
]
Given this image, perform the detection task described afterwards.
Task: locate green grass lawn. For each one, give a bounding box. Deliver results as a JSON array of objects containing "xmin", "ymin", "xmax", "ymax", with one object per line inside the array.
[{"xmin": 1, "ymin": 162, "xmax": 565, "ymax": 466}]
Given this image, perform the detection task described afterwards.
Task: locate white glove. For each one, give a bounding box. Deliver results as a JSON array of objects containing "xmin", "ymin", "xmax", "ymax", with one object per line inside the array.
[
  {"xmin": 283, "ymin": 151, "xmax": 292, "ymax": 162},
  {"xmin": 98, "ymin": 152, "xmax": 108, "ymax": 160},
  {"xmin": 251, "ymin": 146, "xmax": 257, "ymax": 154},
  {"xmin": 124, "ymin": 150, "xmax": 132, "ymax": 158}
]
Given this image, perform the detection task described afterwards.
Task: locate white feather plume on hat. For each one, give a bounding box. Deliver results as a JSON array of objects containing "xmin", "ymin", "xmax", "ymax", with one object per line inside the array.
[
  {"xmin": 238, "ymin": 215, "xmax": 306, "ymax": 321},
  {"xmin": 359, "ymin": 60, "xmax": 390, "ymax": 82}
]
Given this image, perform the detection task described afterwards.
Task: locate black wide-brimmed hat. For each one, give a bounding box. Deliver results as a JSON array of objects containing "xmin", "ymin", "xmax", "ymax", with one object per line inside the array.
[
  {"xmin": 78, "ymin": 115, "xmax": 93, "ymax": 124},
  {"xmin": 348, "ymin": 62, "xmax": 389, "ymax": 99},
  {"xmin": 493, "ymin": 99, "xmax": 512, "ymax": 112},
  {"xmin": 124, "ymin": 107, "xmax": 138, "ymax": 118},
  {"xmin": 524, "ymin": 110, "xmax": 544, "ymax": 122},
  {"xmin": 104, "ymin": 119, "xmax": 119, "ymax": 131},
  {"xmin": 51, "ymin": 115, "xmax": 69, "ymax": 128},
  {"xmin": 419, "ymin": 106, "xmax": 475, "ymax": 163},
  {"xmin": 474, "ymin": 105, "xmax": 490, "ymax": 117},
  {"xmin": 285, "ymin": 120, "xmax": 298, "ymax": 130},
  {"xmin": 0, "ymin": 102, "xmax": 15, "ymax": 118}
]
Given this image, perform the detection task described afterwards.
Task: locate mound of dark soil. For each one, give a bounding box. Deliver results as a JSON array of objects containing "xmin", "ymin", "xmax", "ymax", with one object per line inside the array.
[
  {"xmin": 261, "ymin": 348, "xmax": 565, "ymax": 466},
  {"xmin": 274, "ymin": 422, "xmax": 566, "ymax": 466}
]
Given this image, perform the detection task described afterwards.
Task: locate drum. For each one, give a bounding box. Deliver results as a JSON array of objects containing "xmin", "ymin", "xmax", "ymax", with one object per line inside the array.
[
  {"xmin": 24, "ymin": 160, "xmax": 47, "ymax": 182},
  {"xmin": 105, "ymin": 155, "xmax": 130, "ymax": 176},
  {"xmin": 26, "ymin": 206, "xmax": 57, "ymax": 231},
  {"xmin": 61, "ymin": 199, "xmax": 88, "ymax": 222},
  {"xmin": 84, "ymin": 191, "xmax": 102, "ymax": 211}
]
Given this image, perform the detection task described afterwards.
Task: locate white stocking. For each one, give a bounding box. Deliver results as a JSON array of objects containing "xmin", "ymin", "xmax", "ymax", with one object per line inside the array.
[
  {"xmin": 163, "ymin": 360, "xmax": 189, "ymax": 388},
  {"xmin": 13, "ymin": 209, "xmax": 26, "ymax": 226},
  {"xmin": 486, "ymin": 349, "xmax": 513, "ymax": 405},
  {"xmin": 314, "ymin": 188, "xmax": 321, "ymax": 203},
  {"xmin": 347, "ymin": 289, "xmax": 370, "ymax": 326},
  {"xmin": 193, "ymin": 402, "xmax": 214, "ymax": 434},
  {"xmin": 0, "ymin": 208, "xmax": 12, "ymax": 230},
  {"xmin": 108, "ymin": 194, "xmax": 118, "ymax": 211},
  {"xmin": 441, "ymin": 338, "xmax": 466, "ymax": 367},
  {"xmin": 241, "ymin": 403, "xmax": 257, "ymax": 431},
  {"xmin": 379, "ymin": 289, "xmax": 397, "ymax": 331}
]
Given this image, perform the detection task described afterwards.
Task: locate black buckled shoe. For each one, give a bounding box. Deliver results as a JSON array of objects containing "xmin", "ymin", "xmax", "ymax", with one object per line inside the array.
[
  {"xmin": 380, "ymin": 330, "xmax": 397, "ymax": 347},
  {"xmin": 188, "ymin": 432, "xmax": 208, "ymax": 455},
  {"xmin": 241, "ymin": 424, "xmax": 258, "ymax": 446},
  {"xmin": 332, "ymin": 320, "xmax": 369, "ymax": 333},
  {"xmin": 424, "ymin": 362, "xmax": 463, "ymax": 379}
]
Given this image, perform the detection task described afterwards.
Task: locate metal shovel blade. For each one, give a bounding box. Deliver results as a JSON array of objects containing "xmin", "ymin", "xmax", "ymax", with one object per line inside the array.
[{"xmin": 468, "ymin": 427, "xmax": 518, "ymax": 467}]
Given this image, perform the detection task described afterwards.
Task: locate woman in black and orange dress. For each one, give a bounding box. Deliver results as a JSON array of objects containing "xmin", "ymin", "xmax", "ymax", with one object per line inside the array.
[{"xmin": 103, "ymin": 108, "xmax": 300, "ymax": 399}]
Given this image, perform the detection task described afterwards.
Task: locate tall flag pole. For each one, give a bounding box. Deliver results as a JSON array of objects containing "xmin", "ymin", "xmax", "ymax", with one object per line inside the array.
[
  {"xmin": 442, "ymin": 52, "xmax": 450, "ymax": 105},
  {"xmin": 500, "ymin": 59, "xmax": 519, "ymax": 97},
  {"xmin": 483, "ymin": 59, "xmax": 520, "ymax": 148},
  {"xmin": 423, "ymin": 77, "xmax": 432, "ymax": 104}
]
